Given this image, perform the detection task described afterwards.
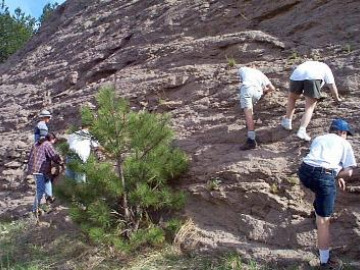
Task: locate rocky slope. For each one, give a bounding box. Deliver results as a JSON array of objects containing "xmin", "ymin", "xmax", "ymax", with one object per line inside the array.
[{"xmin": 1, "ymin": 0, "xmax": 360, "ymax": 267}]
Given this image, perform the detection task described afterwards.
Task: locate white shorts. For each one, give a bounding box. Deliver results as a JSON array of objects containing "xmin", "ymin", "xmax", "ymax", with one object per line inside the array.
[{"xmin": 239, "ymin": 85, "xmax": 263, "ymax": 109}]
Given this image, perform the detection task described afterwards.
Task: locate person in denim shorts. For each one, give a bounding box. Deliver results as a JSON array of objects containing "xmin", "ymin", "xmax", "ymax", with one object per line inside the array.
[
  {"xmin": 238, "ymin": 66, "xmax": 275, "ymax": 150},
  {"xmin": 298, "ymin": 119, "xmax": 356, "ymax": 268}
]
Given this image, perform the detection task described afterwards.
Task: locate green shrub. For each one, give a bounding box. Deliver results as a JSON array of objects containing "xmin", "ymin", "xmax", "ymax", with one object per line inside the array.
[{"xmin": 58, "ymin": 85, "xmax": 188, "ymax": 251}]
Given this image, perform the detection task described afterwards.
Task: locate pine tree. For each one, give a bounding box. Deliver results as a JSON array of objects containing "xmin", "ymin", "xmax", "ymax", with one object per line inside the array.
[
  {"xmin": 57, "ymin": 85, "xmax": 187, "ymax": 250},
  {"xmin": 0, "ymin": 1, "xmax": 58, "ymax": 63},
  {"xmin": 0, "ymin": 1, "xmax": 36, "ymax": 62},
  {"xmin": 38, "ymin": 2, "xmax": 58, "ymax": 27}
]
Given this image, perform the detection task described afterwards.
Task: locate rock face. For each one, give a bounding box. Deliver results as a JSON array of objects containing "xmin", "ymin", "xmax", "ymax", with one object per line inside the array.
[{"xmin": 1, "ymin": 0, "xmax": 360, "ymax": 266}]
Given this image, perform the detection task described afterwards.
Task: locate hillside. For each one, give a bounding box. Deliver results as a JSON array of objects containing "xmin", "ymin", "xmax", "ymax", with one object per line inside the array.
[{"xmin": 1, "ymin": 0, "xmax": 360, "ymax": 268}]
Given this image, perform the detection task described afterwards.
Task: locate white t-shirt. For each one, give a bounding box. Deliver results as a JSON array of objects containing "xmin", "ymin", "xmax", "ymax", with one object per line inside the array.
[
  {"xmin": 303, "ymin": 133, "xmax": 356, "ymax": 174},
  {"xmin": 290, "ymin": 61, "xmax": 335, "ymax": 87},
  {"xmin": 68, "ymin": 130, "xmax": 99, "ymax": 163},
  {"xmin": 238, "ymin": 67, "xmax": 271, "ymax": 91}
]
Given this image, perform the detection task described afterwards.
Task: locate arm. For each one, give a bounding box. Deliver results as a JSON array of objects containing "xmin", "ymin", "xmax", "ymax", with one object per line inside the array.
[
  {"xmin": 44, "ymin": 142, "xmax": 63, "ymax": 165},
  {"xmin": 337, "ymin": 167, "xmax": 354, "ymax": 179},
  {"xmin": 263, "ymin": 83, "xmax": 276, "ymax": 95},
  {"xmin": 327, "ymin": 83, "xmax": 341, "ymax": 102},
  {"xmin": 337, "ymin": 167, "xmax": 354, "ymax": 191}
]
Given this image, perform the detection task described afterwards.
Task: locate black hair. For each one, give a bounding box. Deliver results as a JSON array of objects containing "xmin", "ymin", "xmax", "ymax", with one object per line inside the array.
[
  {"xmin": 45, "ymin": 132, "xmax": 57, "ymax": 141},
  {"xmin": 329, "ymin": 126, "xmax": 338, "ymax": 133}
]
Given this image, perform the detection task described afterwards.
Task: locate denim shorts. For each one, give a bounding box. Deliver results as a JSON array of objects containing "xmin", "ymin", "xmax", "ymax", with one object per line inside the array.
[{"xmin": 298, "ymin": 162, "xmax": 337, "ymax": 217}]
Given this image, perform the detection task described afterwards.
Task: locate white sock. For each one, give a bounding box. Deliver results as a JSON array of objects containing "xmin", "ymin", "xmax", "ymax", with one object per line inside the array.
[
  {"xmin": 319, "ymin": 249, "xmax": 330, "ymax": 264},
  {"xmin": 247, "ymin": 131, "xmax": 256, "ymax": 140},
  {"xmin": 283, "ymin": 118, "xmax": 291, "ymax": 123}
]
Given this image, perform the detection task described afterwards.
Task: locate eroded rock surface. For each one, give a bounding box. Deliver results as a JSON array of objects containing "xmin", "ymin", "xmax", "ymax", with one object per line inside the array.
[{"xmin": 1, "ymin": 0, "xmax": 360, "ymax": 266}]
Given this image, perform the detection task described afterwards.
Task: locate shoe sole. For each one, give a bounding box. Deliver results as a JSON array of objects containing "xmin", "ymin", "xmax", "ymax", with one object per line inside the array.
[
  {"xmin": 297, "ymin": 133, "xmax": 311, "ymax": 142},
  {"xmin": 281, "ymin": 123, "xmax": 292, "ymax": 130}
]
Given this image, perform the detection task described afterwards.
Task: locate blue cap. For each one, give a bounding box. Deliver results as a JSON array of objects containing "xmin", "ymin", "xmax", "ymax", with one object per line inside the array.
[{"xmin": 330, "ymin": 119, "xmax": 354, "ymax": 136}]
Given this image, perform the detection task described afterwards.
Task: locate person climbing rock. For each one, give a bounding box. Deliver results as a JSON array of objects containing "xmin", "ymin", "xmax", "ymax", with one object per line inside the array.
[
  {"xmin": 238, "ymin": 66, "xmax": 275, "ymax": 150},
  {"xmin": 298, "ymin": 118, "xmax": 356, "ymax": 269},
  {"xmin": 281, "ymin": 61, "xmax": 341, "ymax": 141},
  {"xmin": 34, "ymin": 110, "xmax": 52, "ymax": 143},
  {"xmin": 27, "ymin": 133, "xmax": 63, "ymax": 214}
]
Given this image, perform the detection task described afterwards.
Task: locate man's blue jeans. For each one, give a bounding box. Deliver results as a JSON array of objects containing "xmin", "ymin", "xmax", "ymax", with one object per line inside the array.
[
  {"xmin": 298, "ymin": 162, "xmax": 337, "ymax": 217},
  {"xmin": 33, "ymin": 173, "xmax": 52, "ymax": 212}
]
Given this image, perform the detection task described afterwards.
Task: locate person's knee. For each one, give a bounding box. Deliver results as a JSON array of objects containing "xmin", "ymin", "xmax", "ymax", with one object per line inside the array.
[
  {"xmin": 316, "ymin": 215, "xmax": 331, "ymax": 227},
  {"xmin": 288, "ymin": 92, "xmax": 300, "ymax": 101}
]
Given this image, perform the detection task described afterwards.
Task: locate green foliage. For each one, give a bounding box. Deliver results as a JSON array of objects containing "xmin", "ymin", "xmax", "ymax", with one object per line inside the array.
[
  {"xmin": 287, "ymin": 50, "xmax": 302, "ymax": 65},
  {"xmin": 38, "ymin": 2, "xmax": 58, "ymax": 27},
  {"xmin": 207, "ymin": 177, "xmax": 222, "ymax": 191},
  {"xmin": 0, "ymin": 220, "xmax": 89, "ymax": 270},
  {"xmin": 225, "ymin": 55, "xmax": 236, "ymax": 68},
  {"xmin": 0, "ymin": 0, "xmax": 36, "ymax": 62},
  {"xmin": 58, "ymin": 85, "xmax": 188, "ymax": 251},
  {"xmin": 164, "ymin": 218, "xmax": 183, "ymax": 240},
  {"xmin": 129, "ymin": 227, "xmax": 165, "ymax": 250},
  {"xmin": 0, "ymin": 1, "xmax": 58, "ymax": 63}
]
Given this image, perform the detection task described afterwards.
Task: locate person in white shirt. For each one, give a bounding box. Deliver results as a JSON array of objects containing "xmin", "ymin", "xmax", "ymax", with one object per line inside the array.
[
  {"xmin": 34, "ymin": 110, "xmax": 52, "ymax": 143},
  {"xmin": 298, "ymin": 118, "xmax": 356, "ymax": 268},
  {"xmin": 281, "ymin": 61, "xmax": 341, "ymax": 141},
  {"xmin": 238, "ymin": 66, "xmax": 275, "ymax": 150},
  {"xmin": 65, "ymin": 125, "xmax": 100, "ymax": 182}
]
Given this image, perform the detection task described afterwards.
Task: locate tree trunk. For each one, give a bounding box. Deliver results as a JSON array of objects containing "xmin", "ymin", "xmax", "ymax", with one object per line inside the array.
[{"xmin": 117, "ymin": 157, "xmax": 130, "ymax": 221}]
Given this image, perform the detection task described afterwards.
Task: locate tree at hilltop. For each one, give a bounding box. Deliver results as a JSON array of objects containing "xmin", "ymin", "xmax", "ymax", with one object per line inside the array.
[
  {"xmin": 57, "ymin": 85, "xmax": 188, "ymax": 251},
  {"xmin": 0, "ymin": 0, "xmax": 59, "ymax": 63},
  {"xmin": 38, "ymin": 2, "xmax": 59, "ymax": 27},
  {"xmin": 0, "ymin": 1, "xmax": 35, "ymax": 62}
]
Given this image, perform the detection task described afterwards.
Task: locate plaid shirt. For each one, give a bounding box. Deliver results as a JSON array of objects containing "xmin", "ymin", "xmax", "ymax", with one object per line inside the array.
[{"xmin": 27, "ymin": 141, "xmax": 61, "ymax": 177}]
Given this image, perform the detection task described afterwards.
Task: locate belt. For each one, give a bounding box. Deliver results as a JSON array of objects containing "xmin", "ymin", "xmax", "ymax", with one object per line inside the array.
[{"xmin": 301, "ymin": 162, "xmax": 334, "ymax": 174}]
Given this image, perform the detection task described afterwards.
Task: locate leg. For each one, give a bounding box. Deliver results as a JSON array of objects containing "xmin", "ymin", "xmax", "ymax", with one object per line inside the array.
[
  {"xmin": 316, "ymin": 215, "xmax": 331, "ymax": 249},
  {"xmin": 296, "ymin": 96, "xmax": 317, "ymax": 141},
  {"xmin": 281, "ymin": 92, "xmax": 301, "ymax": 130},
  {"xmin": 239, "ymin": 86, "xmax": 258, "ymax": 150},
  {"xmin": 313, "ymin": 171, "xmax": 337, "ymax": 265},
  {"xmin": 240, "ymin": 108, "xmax": 257, "ymax": 150},
  {"xmin": 244, "ymin": 107, "xmax": 255, "ymax": 133},
  {"xmin": 316, "ymin": 215, "xmax": 331, "ymax": 264},
  {"xmin": 45, "ymin": 178, "xmax": 52, "ymax": 197},
  {"xmin": 285, "ymin": 92, "xmax": 301, "ymax": 119},
  {"xmin": 300, "ymin": 96, "xmax": 317, "ymax": 128},
  {"xmin": 33, "ymin": 174, "xmax": 45, "ymax": 212}
]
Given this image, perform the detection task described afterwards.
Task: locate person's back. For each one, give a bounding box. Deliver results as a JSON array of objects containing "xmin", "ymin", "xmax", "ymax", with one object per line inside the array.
[
  {"xmin": 297, "ymin": 119, "xmax": 356, "ymax": 268},
  {"xmin": 238, "ymin": 67, "xmax": 271, "ymax": 89},
  {"xmin": 281, "ymin": 61, "xmax": 340, "ymax": 141},
  {"xmin": 303, "ymin": 133, "xmax": 354, "ymax": 171},
  {"xmin": 66, "ymin": 127, "xmax": 99, "ymax": 182},
  {"xmin": 290, "ymin": 61, "xmax": 334, "ymax": 85},
  {"xmin": 68, "ymin": 129, "xmax": 97, "ymax": 163}
]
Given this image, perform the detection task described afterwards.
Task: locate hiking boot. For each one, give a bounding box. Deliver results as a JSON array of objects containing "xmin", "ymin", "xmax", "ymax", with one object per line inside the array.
[
  {"xmin": 319, "ymin": 256, "xmax": 344, "ymax": 270},
  {"xmin": 32, "ymin": 208, "xmax": 44, "ymax": 217},
  {"xmin": 240, "ymin": 138, "xmax": 257, "ymax": 151},
  {"xmin": 45, "ymin": 196, "xmax": 56, "ymax": 204},
  {"xmin": 297, "ymin": 128, "xmax": 311, "ymax": 141},
  {"xmin": 281, "ymin": 118, "xmax": 292, "ymax": 130}
]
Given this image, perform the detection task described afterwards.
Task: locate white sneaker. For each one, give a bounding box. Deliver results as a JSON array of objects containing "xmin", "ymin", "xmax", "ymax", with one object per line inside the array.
[
  {"xmin": 281, "ymin": 118, "xmax": 292, "ymax": 130},
  {"xmin": 297, "ymin": 129, "xmax": 311, "ymax": 141}
]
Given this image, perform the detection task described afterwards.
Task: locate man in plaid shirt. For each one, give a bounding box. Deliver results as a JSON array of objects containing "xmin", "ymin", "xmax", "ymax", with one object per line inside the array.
[{"xmin": 28, "ymin": 133, "xmax": 62, "ymax": 212}]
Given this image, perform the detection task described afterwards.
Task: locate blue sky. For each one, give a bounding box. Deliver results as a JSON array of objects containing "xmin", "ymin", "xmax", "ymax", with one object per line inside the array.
[{"xmin": 4, "ymin": 0, "xmax": 66, "ymax": 19}]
